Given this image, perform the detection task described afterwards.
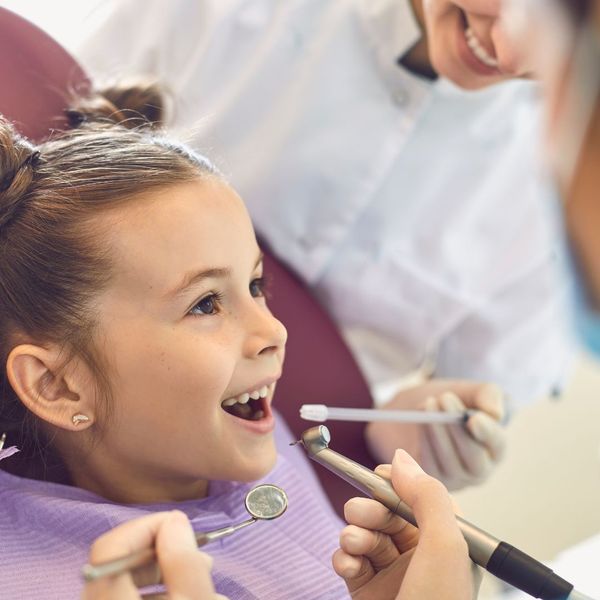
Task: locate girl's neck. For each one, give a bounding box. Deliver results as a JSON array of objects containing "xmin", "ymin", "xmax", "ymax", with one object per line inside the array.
[
  {"xmin": 61, "ymin": 445, "xmax": 210, "ymax": 504},
  {"xmin": 72, "ymin": 469, "xmax": 209, "ymax": 505}
]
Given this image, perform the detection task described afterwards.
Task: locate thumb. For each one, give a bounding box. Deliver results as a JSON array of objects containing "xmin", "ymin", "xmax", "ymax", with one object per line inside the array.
[
  {"xmin": 390, "ymin": 450, "xmax": 461, "ymax": 539},
  {"xmin": 156, "ymin": 511, "xmax": 217, "ymax": 598},
  {"xmin": 390, "ymin": 451, "xmax": 474, "ymax": 600}
]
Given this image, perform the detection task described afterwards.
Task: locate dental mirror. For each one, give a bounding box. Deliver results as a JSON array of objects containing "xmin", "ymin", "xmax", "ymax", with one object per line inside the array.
[
  {"xmin": 195, "ymin": 483, "xmax": 288, "ymax": 547},
  {"xmin": 244, "ymin": 483, "xmax": 288, "ymax": 520},
  {"xmin": 82, "ymin": 483, "xmax": 288, "ymax": 582}
]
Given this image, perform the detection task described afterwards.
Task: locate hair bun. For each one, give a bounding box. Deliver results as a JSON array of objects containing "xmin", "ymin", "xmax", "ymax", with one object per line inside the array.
[
  {"xmin": 66, "ymin": 80, "xmax": 165, "ymax": 130},
  {"xmin": 0, "ymin": 118, "xmax": 40, "ymax": 228}
]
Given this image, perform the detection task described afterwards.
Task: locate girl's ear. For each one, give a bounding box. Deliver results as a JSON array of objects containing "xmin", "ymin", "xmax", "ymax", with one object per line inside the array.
[{"xmin": 6, "ymin": 344, "xmax": 96, "ymax": 431}]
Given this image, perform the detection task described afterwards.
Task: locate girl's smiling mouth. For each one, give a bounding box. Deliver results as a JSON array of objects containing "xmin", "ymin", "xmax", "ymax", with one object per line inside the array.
[{"xmin": 221, "ymin": 380, "xmax": 277, "ymax": 422}]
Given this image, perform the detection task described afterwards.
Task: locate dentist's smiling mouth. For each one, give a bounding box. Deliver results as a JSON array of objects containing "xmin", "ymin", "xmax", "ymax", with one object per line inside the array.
[
  {"xmin": 457, "ymin": 10, "xmax": 500, "ymax": 75},
  {"xmin": 465, "ymin": 27, "xmax": 498, "ymax": 68},
  {"xmin": 221, "ymin": 382, "xmax": 275, "ymax": 421}
]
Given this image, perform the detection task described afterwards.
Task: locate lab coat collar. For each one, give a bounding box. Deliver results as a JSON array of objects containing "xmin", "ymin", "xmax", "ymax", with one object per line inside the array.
[{"xmin": 357, "ymin": 0, "xmax": 423, "ymax": 69}]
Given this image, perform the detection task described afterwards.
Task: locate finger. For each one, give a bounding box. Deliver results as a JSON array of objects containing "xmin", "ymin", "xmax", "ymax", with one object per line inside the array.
[
  {"xmin": 472, "ymin": 383, "xmax": 505, "ymax": 421},
  {"xmin": 344, "ymin": 497, "xmax": 418, "ymax": 553},
  {"xmin": 465, "ymin": 412, "xmax": 507, "ymax": 462},
  {"xmin": 415, "ymin": 380, "xmax": 505, "ymax": 421},
  {"xmin": 84, "ymin": 512, "xmax": 180, "ymax": 599},
  {"xmin": 82, "ymin": 570, "xmax": 139, "ymax": 599},
  {"xmin": 339, "ymin": 524, "xmax": 400, "ymax": 570},
  {"xmin": 156, "ymin": 511, "xmax": 217, "ymax": 599},
  {"xmin": 418, "ymin": 423, "xmax": 446, "ymax": 481},
  {"xmin": 390, "ymin": 450, "xmax": 474, "ymax": 598},
  {"xmin": 374, "ymin": 464, "xmax": 391, "ymax": 479},
  {"xmin": 423, "ymin": 396, "xmax": 469, "ymax": 486},
  {"xmin": 452, "ymin": 0, "xmax": 502, "ymax": 16},
  {"xmin": 377, "ymin": 462, "xmax": 461, "ymax": 516},
  {"xmin": 88, "ymin": 512, "xmax": 176, "ymax": 565},
  {"xmin": 440, "ymin": 392, "xmax": 493, "ymax": 479},
  {"xmin": 129, "ymin": 561, "xmax": 163, "ymax": 589},
  {"xmin": 332, "ymin": 548, "xmax": 376, "ymax": 593}
]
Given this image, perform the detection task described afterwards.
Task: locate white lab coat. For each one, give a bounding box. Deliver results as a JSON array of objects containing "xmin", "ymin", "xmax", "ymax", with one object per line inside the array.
[{"xmin": 77, "ymin": 0, "xmax": 573, "ymax": 409}]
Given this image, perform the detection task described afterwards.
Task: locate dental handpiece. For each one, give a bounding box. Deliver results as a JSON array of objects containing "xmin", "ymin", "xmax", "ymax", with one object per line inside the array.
[{"xmin": 296, "ymin": 426, "xmax": 583, "ymax": 600}]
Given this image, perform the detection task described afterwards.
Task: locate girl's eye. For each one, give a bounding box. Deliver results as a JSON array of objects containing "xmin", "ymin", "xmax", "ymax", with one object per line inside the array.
[
  {"xmin": 250, "ymin": 277, "xmax": 266, "ymax": 298},
  {"xmin": 189, "ymin": 292, "xmax": 223, "ymax": 316}
]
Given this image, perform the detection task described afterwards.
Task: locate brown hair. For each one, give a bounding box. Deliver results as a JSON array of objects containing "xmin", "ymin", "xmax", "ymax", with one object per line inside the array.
[{"xmin": 0, "ymin": 83, "xmax": 217, "ymax": 480}]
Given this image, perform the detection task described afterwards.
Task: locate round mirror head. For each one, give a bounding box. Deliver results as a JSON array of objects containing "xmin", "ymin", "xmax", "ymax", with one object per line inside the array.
[{"xmin": 245, "ymin": 484, "xmax": 288, "ymax": 520}]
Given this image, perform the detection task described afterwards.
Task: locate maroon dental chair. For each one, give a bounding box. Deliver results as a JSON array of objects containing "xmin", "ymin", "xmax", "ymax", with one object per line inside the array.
[{"xmin": 0, "ymin": 7, "xmax": 376, "ymax": 517}]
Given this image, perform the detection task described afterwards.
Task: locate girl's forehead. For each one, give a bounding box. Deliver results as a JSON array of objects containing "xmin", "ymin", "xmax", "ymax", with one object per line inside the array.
[{"xmin": 99, "ymin": 179, "xmax": 255, "ymax": 294}]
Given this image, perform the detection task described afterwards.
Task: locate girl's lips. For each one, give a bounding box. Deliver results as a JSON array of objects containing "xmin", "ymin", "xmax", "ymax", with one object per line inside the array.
[{"xmin": 455, "ymin": 16, "xmax": 501, "ymax": 77}]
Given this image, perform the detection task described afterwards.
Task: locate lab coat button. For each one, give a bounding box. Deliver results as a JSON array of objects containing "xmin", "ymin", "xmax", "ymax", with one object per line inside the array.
[{"xmin": 392, "ymin": 89, "xmax": 409, "ymax": 107}]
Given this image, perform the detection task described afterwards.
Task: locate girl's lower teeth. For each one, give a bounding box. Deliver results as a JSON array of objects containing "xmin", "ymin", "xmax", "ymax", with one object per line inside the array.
[{"xmin": 225, "ymin": 401, "xmax": 264, "ymax": 421}]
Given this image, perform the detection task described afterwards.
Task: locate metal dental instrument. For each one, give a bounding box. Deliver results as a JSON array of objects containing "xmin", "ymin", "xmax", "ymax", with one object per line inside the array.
[
  {"xmin": 300, "ymin": 404, "xmax": 475, "ymax": 424},
  {"xmin": 294, "ymin": 426, "xmax": 583, "ymax": 600},
  {"xmin": 81, "ymin": 483, "xmax": 288, "ymax": 582}
]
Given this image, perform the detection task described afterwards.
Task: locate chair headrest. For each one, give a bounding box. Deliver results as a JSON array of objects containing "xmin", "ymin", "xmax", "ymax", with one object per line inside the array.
[{"xmin": 0, "ymin": 7, "xmax": 89, "ymax": 142}]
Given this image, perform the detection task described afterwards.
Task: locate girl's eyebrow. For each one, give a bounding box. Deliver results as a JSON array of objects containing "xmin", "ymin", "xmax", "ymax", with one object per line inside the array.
[
  {"xmin": 169, "ymin": 267, "xmax": 231, "ymax": 299},
  {"xmin": 166, "ymin": 251, "xmax": 264, "ymax": 299}
]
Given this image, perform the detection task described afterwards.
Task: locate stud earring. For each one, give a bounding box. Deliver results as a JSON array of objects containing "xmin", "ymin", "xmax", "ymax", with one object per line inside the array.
[{"xmin": 72, "ymin": 414, "xmax": 90, "ymax": 426}]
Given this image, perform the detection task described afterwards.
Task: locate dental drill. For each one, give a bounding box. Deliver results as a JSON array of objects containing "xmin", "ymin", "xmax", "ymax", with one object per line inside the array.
[{"xmin": 294, "ymin": 425, "xmax": 594, "ymax": 600}]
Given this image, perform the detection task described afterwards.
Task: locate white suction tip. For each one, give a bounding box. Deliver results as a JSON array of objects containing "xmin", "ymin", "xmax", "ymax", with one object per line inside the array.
[{"xmin": 299, "ymin": 404, "xmax": 328, "ymax": 422}]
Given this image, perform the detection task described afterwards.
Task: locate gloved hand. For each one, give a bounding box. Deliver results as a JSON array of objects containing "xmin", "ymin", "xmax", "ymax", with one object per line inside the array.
[
  {"xmin": 333, "ymin": 450, "xmax": 481, "ymax": 599},
  {"xmin": 365, "ymin": 380, "xmax": 506, "ymax": 490}
]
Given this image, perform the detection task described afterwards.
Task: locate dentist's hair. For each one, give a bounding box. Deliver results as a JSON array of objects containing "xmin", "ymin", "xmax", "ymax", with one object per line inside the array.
[{"xmin": 0, "ymin": 82, "xmax": 217, "ymax": 479}]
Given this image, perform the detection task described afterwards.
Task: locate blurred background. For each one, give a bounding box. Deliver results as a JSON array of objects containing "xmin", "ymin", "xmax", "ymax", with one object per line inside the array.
[{"xmin": 2, "ymin": 1, "xmax": 599, "ymax": 597}]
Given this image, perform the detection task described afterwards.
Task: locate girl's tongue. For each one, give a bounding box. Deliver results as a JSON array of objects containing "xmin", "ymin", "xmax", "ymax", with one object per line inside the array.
[{"xmin": 223, "ymin": 397, "xmax": 266, "ymax": 421}]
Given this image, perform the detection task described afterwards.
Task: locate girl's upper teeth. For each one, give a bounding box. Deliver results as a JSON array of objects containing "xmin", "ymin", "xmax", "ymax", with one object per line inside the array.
[
  {"xmin": 222, "ymin": 384, "xmax": 271, "ymax": 406},
  {"xmin": 465, "ymin": 27, "xmax": 498, "ymax": 68}
]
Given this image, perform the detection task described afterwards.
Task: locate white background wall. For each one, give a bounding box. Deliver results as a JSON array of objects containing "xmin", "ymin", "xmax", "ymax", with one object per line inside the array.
[
  {"xmin": 455, "ymin": 355, "xmax": 600, "ymax": 597},
  {"xmin": 0, "ymin": 0, "xmax": 108, "ymax": 54}
]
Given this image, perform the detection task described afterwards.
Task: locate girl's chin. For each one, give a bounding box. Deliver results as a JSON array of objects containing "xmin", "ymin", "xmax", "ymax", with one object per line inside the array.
[{"xmin": 225, "ymin": 446, "xmax": 278, "ymax": 483}]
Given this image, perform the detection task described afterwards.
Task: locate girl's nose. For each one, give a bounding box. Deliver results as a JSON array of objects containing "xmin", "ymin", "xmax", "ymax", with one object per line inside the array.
[{"xmin": 243, "ymin": 302, "xmax": 288, "ymax": 359}]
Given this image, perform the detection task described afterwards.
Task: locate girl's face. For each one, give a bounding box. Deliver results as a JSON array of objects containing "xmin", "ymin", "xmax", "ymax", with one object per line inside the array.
[
  {"xmin": 79, "ymin": 178, "xmax": 287, "ymax": 502},
  {"xmin": 422, "ymin": 0, "xmax": 532, "ymax": 89}
]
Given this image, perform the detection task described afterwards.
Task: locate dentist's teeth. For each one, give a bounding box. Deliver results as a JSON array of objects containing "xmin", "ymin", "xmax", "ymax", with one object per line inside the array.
[
  {"xmin": 238, "ymin": 392, "xmax": 250, "ymax": 404},
  {"xmin": 259, "ymin": 386, "xmax": 268, "ymax": 398},
  {"xmin": 222, "ymin": 398, "xmax": 237, "ymax": 407},
  {"xmin": 465, "ymin": 27, "xmax": 498, "ymax": 68},
  {"xmin": 250, "ymin": 390, "xmax": 261, "ymax": 400}
]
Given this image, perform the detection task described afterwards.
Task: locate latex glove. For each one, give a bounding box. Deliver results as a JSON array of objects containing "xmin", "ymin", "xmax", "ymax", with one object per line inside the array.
[
  {"xmin": 82, "ymin": 510, "xmax": 227, "ymax": 600},
  {"xmin": 366, "ymin": 380, "xmax": 506, "ymax": 490},
  {"xmin": 332, "ymin": 450, "xmax": 481, "ymax": 600}
]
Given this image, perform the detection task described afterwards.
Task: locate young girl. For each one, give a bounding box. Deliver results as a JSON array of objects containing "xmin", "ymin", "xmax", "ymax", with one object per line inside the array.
[
  {"xmin": 0, "ymin": 87, "xmax": 480, "ymax": 600},
  {"xmin": 0, "ymin": 88, "xmax": 348, "ymax": 599}
]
